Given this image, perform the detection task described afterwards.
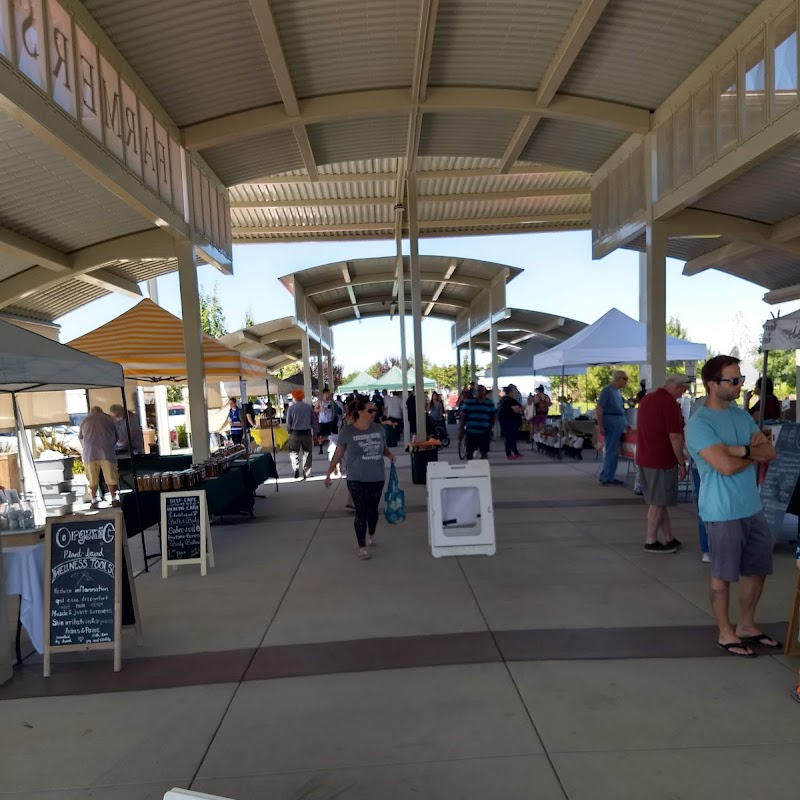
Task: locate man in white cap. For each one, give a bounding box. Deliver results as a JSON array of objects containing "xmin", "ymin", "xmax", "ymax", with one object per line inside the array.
[{"xmin": 635, "ymin": 373, "xmax": 692, "ymax": 554}]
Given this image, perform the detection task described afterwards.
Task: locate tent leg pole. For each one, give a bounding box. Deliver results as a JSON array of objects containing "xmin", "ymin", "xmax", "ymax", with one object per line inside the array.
[
  {"xmin": 266, "ymin": 377, "xmax": 279, "ymax": 493},
  {"xmin": 122, "ymin": 390, "xmax": 148, "ymax": 573},
  {"xmin": 756, "ymin": 351, "xmax": 769, "ymax": 428}
]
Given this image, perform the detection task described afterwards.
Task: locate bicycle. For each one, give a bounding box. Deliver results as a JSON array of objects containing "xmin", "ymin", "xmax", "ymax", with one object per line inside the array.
[{"xmin": 432, "ymin": 420, "xmax": 450, "ymax": 448}]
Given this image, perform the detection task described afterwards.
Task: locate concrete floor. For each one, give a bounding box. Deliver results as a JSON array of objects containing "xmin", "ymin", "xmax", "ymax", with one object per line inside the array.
[{"xmin": 2, "ymin": 439, "xmax": 799, "ymax": 800}]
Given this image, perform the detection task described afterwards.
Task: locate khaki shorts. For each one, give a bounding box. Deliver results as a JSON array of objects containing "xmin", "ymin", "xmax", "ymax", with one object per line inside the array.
[
  {"xmin": 637, "ymin": 466, "xmax": 678, "ymax": 507},
  {"xmin": 85, "ymin": 459, "xmax": 119, "ymax": 486}
]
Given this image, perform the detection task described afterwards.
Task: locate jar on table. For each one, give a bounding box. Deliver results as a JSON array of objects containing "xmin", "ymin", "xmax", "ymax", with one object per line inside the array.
[{"xmin": 160, "ymin": 473, "xmax": 172, "ymax": 491}]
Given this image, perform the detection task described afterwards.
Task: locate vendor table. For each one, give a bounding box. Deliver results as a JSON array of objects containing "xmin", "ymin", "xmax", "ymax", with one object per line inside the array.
[
  {"xmin": 121, "ymin": 453, "xmax": 278, "ymax": 539},
  {"xmin": 2, "ymin": 543, "xmax": 45, "ymax": 658}
]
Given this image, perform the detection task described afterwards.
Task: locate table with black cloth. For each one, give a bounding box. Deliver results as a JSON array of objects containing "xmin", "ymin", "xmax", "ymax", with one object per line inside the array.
[
  {"xmin": 120, "ymin": 453, "xmax": 278, "ymax": 537},
  {"xmin": 117, "ymin": 454, "xmax": 194, "ymax": 490}
]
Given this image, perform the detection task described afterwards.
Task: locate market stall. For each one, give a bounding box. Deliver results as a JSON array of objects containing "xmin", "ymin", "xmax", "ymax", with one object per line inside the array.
[
  {"xmin": 0, "ymin": 320, "xmax": 127, "ymax": 675},
  {"xmin": 530, "ymin": 308, "xmax": 707, "ymax": 460}
]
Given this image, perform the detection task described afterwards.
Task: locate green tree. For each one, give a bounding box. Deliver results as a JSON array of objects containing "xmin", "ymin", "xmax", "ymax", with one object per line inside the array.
[
  {"xmin": 199, "ymin": 283, "xmax": 227, "ymax": 338},
  {"xmin": 243, "ymin": 306, "xmax": 255, "ymax": 328},
  {"xmin": 761, "ymin": 348, "xmax": 797, "ymax": 394},
  {"xmin": 274, "ymin": 361, "xmax": 302, "ymax": 380},
  {"xmin": 666, "ymin": 316, "xmax": 689, "ymax": 340},
  {"xmin": 340, "ymin": 370, "xmax": 359, "ymax": 386},
  {"xmin": 166, "ymin": 385, "xmax": 183, "ymax": 402}
]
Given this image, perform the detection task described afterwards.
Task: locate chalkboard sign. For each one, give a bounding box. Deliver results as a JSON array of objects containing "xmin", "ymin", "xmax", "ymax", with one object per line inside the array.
[
  {"xmin": 160, "ymin": 490, "xmax": 214, "ymax": 577},
  {"xmin": 760, "ymin": 423, "xmax": 800, "ymax": 540},
  {"xmin": 43, "ymin": 512, "xmax": 123, "ymax": 676}
]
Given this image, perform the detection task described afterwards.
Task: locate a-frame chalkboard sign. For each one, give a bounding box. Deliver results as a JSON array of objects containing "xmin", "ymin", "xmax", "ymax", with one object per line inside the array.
[
  {"xmin": 43, "ymin": 510, "xmax": 141, "ymax": 676},
  {"xmin": 160, "ymin": 490, "xmax": 215, "ymax": 577}
]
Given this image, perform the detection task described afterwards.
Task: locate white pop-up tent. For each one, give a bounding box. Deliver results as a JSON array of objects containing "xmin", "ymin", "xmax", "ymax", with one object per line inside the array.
[
  {"xmin": 532, "ymin": 308, "xmax": 707, "ymax": 373},
  {"xmin": 757, "ymin": 309, "xmax": 800, "ymax": 424}
]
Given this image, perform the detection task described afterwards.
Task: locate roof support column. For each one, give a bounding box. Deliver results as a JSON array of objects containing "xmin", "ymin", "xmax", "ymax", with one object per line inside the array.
[
  {"xmin": 645, "ymin": 222, "xmax": 667, "ymax": 390},
  {"xmin": 489, "ymin": 322, "xmax": 499, "ymax": 399},
  {"xmin": 302, "ymin": 331, "xmax": 313, "ymax": 403},
  {"xmin": 469, "ymin": 342, "xmax": 477, "ymax": 387},
  {"xmin": 406, "ymin": 175, "xmax": 427, "ymax": 439},
  {"xmin": 327, "ymin": 349, "xmax": 334, "ymax": 392},
  {"xmin": 455, "ymin": 348, "xmax": 462, "ymax": 395},
  {"xmin": 317, "ymin": 338, "xmax": 325, "ymax": 390},
  {"xmin": 177, "ymin": 240, "xmax": 210, "ymax": 462},
  {"xmin": 395, "ymin": 213, "xmax": 410, "ymax": 445},
  {"xmin": 637, "ymin": 251, "xmax": 651, "ymax": 392}
]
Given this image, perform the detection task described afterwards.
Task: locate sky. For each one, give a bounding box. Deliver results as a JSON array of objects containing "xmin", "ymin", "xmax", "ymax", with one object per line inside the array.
[{"xmin": 57, "ymin": 230, "xmax": 799, "ymax": 374}]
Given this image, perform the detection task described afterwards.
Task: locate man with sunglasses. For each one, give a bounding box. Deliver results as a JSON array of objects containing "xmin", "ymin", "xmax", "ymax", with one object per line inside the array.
[{"xmin": 686, "ymin": 355, "xmax": 778, "ymax": 658}]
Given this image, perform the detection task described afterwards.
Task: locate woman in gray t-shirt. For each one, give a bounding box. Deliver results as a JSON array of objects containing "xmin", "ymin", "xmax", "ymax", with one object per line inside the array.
[{"xmin": 326, "ymin": 397, "xmax": 396, "ymax": 559}]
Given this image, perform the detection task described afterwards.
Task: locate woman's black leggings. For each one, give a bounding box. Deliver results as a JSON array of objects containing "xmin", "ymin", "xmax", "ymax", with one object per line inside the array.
[
  {"xmin": 503, "ymin": 420, "xmax": 520, "ymax": 456},
  {"xmin": 347, "ymin": 480, "xmax": 384, "ymax": 547}
]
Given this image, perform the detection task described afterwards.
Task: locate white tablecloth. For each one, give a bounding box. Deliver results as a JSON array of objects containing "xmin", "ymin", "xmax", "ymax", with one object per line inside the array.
[{"xmin": 2, "ymin": 543, "xmax": 45, "ymax": 654}]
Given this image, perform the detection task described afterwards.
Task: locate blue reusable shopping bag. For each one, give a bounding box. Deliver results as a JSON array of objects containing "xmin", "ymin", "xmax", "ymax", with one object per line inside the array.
[{"xmin": 384, "ymin": 464, "xmax": 406, "ymax": 524}]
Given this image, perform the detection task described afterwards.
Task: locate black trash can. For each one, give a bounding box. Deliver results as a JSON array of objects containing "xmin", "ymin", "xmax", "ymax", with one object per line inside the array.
[
  {"xmin": 410, "ymin": 447, "xmax": 438, "ymax": 485},
  {"xmin": 384, "ymin": 424, "xmax": 399, "ymax": 448},
  {"xmin": 447, "ymin": 409, "xmax": 457, "ymax": 425}
]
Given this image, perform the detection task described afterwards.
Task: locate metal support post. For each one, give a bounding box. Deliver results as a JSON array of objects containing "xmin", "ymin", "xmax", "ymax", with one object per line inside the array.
[
  {"xmin": 176, "ymin": 240, "xmax": 210, "ymax": 462},
  {"xmin": 489, "ymin": 323, "xmax": 499, "ymax": 400},
  {"xmin": 301, "ymin": 332, "xmax": 313, "ymax": 400},
  {"xmin": 469, "ymin": 344, "xmax": 477, "ymax": 386},
  {"xmin": 645, "ymin": 222, "xmax": 667, "ymax": 389},
  {"xmin": 638, "ymin": 251, "xmax": 652, "ymax": 391},
  {"xmin": 395, "ymin": 211, "xmax": 410, "ymax": 444},
  {"xmin": 327, "ymin": 349, "xmax": 334, "ymax": 391},
  {"xmin": 455, "ymin": 348, "xmax": 462, "ymax": 395},
  {"xmin": 317, "ymin": 339, "xmax": 326, "ymax": 390},
  {"xmin": 406, "ymin": 174, "xmax": 427, "ymax": 438}
]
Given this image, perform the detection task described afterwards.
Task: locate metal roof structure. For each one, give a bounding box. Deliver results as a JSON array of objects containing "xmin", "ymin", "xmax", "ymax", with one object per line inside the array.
[
  {"xmin": 1, "ymin": 0, "xmax": 800, "ymax": 330},
  {"xmin": 469, "ymin": 309, "xmax": 588, "ymax": 356},
  {"xmin": 219, "ymin": 317, "xmax": 312, "ymax": 372},
  {"xmin": 279, "ymin": 256, "xmax": 521, "ymax": 325}
]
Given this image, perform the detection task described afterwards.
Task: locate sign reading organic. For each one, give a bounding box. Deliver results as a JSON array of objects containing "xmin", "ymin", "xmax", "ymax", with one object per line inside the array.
[{"xmin": 44, "ymin": 512, "xmax": 122, "ymax": 675}]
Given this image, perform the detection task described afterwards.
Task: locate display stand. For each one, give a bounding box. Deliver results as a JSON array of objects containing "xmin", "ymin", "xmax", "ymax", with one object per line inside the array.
[
  {"xmin": 426, "ymin": 460, "xmax": 495, "ymax": 557},
  {"xmin": 160, "ymin": 490, "xmax": 215, "ymax": 577}
]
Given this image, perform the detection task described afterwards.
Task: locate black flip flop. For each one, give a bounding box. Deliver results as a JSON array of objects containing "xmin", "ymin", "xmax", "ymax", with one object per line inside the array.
[
  {"xmin": 716, "ymin": 641, "xmax": 756, "ymax": 658},
  {"xmin": 739, "ymin": 634, "xmax": 783, "ymax": 650}
]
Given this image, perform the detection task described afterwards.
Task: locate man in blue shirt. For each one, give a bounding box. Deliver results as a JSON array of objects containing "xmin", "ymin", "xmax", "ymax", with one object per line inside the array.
[
  {"xmin": 685, "ymin": 355, "xmax": 777, "ymax": 657},
  {"xmin": 596, "ymin": 370, "xmax": 629, "ymax": 485},
  {"xmin": 459, "ymin": 385, "xmax": 496, "ymax": 460}
]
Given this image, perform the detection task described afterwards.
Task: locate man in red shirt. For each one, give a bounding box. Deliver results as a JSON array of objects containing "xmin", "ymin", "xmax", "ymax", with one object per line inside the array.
[{"xmin": 635, "ymin": 373, "xmax": 691, "ymax": 554}]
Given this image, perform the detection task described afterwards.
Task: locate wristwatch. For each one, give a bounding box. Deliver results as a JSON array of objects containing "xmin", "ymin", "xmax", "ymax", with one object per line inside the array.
[{"xmin": 743, "ymin": 444, "xmax": 751, "ymax": 459}]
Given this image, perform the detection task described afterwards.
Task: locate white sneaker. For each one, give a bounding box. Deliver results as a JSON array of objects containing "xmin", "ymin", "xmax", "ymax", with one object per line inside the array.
[{"xmin": 701, "ymin": 552, "xmax": 711, "ymax": 563}]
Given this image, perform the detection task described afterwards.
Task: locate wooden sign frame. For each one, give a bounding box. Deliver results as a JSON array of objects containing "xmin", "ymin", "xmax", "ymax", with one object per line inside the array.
[
  {"xmin": 160, "ymin": 490, "xmax": 215, "ymax": 578},
  {"xmin": 44, "ymin": 510, "xmax": 124, "ymax": 677}
]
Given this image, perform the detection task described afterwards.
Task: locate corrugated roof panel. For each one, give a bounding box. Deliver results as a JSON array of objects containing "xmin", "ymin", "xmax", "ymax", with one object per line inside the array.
[
  {"xmin": 15, "ymin": 280, "xmax": 108, "ymax": 321},
  {"xmin": 428, "ymin": 0, "xmax": 582, "ymax": 89},
  {"xmin": 693, "ymin": 140, "xmax": 800, "ymax": 225},
  {"xmin": 109, "ymin": 259, "xmax": 179, "ymax": 284},
  {"xmin": 625, "ymin": 233, "xmax": 734, "ymax": 262},
  {"xmin": 83, "ymin": 0, "xmax": 280, "ymax": 126},
  {"xmin": 420, "ymin": 196, "xmax": 591, "ymax": 221},
  {"xmin": 271, "ymin": 0, "xmax": 418, "ymax": 99},
  {"xmin": 419, "ymin": 112, "xmax": 522, "ymax": 159},
  {"xmin": 0, "ymin": 115, "xmax": 152, "ymax": 252},
  {"xmin": 559, "ymin": 0, "xmax": 762, "ymax": 110},
  {"xmin": 418, "ymin": 171, "xmax": 590, "ymax": 195},
  {"xmin": 720, "ymin": 250, "xmax": 800, "ymax": 290},
  {"xmin": 308, "ymin": 118, "xmax": 409, "ymax": 167},
  {"xmin": 202, "ymin": 130, "xmax": 304, "ymax": 186},
  {"xmin": 521, "ymin": 119, "xmax": 630, "ymax": 172}
]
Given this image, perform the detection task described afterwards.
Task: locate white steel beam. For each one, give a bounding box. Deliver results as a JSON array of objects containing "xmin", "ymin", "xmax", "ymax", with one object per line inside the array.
[
  {"xmin": 763, "ymin": 284, "xmax": 800, "ymax": 304},
  {"xmin": 233, "ymin": 214, "xmax": 590, "ymax": 235},
  {"xmin": 0, "ymin": 226, "xmax": 71, "ymax": 272},
  {"xmin": 317, "ymin": 296, "xmax": 469, "ymax": 316},
  {"xmin": 183, "ymin": 87, "xmax": 651, "ymax": 151},
  {"xmin": 79, "ymin": 271, "xmax": 143, "ymax": 300},
  {"xmin": 425, "ymin": 258, "xmax": 458, "ymax": 316},
  {"xmin": 231, "ymin": 186, "xmax": 589, "ymax": 208},
  {"xmin": 340, "ymin": 261, "xmax": 361, "ymax": 320},
  {"xmin": 407, "ymin": 173, "xmax": 427, "ymax": 436},
  {"xmin": 302, "ymin": 271, "xmax": 489, "ymax": 296},
  {"xmin": 248, "ymin": 165, "xmax": 579, "ymax": 184},
  {"xmin": 499, "ymin": 0, "xmax": 609, "ymax": 173},
  {"xmin": 248, "ymin": 0, "xmax": 318, "ymax": 179},
  {"xmin": 682, "ymin": 242, "xmax": 759, "ymax": 276}
]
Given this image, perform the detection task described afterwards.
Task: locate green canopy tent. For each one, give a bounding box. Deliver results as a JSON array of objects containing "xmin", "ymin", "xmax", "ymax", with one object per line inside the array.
[
  {"xmin": 374, "ymin": 366, "xmax": 436, "ymax": 392},
  {"xmin": 338, "ymin": 370, "xmax": 378, "ymax": 394}
]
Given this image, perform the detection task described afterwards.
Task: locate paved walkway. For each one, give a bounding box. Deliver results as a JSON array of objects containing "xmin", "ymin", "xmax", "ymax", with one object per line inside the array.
[{"xmin": 2, "ymin": 439, "xmax": 799, "ymax": 800}]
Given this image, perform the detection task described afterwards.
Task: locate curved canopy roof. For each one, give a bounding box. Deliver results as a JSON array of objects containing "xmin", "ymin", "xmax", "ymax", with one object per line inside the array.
[
  {"xmin": 2, "ymin": 0, "xmax": 795, "ymax": 326},
  {"xmin": 280, "ymin": 255, "xmax": 521, "ymax": 325}
]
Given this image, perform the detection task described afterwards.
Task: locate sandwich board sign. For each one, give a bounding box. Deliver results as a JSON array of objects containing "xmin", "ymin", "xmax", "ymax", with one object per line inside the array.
[
  {"xmin": 160, "ymin": 490, "xmax": 214, "ymax": 577},
  {"xmin": 43, "ymin": 510, "xmax": 141, "ymax": 676}
]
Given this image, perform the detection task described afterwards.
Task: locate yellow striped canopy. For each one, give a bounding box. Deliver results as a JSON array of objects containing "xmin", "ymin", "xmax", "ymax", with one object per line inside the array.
[{"xmin": 68, "ymin": 299, "xmax": 266, "ymax": 383}]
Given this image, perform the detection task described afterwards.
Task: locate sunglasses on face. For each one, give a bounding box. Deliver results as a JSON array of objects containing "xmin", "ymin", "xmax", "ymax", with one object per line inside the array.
[
  {"xmin": 365, "ymin": 408, "xmax": 377, "ymax": 414},
  {"xmin": 717, "ymin": 378, "xmax": 743, "ymax": 386}
]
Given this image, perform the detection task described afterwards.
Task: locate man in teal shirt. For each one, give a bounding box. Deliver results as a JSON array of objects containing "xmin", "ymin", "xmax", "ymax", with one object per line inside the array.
[{"xmin": 685, "ymin": 355, "xmax": 777, "ymax": 657}]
